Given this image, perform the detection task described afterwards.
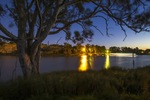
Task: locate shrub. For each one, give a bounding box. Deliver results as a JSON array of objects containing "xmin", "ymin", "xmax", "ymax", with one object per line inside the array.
[{"xmin": 0, "ymin": 66, "xmax": 150, "ymax": 100}]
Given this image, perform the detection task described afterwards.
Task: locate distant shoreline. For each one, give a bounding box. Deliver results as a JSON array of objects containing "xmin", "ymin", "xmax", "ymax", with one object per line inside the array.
[{"xmin": 0, "ymin": 53, "xmax": 149, "ymax": 57}]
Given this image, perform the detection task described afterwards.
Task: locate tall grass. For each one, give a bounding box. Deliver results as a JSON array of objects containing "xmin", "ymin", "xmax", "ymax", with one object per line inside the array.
[{"xmin": 0, "ymin": 66, "xmax": 150, "ymax": 100}]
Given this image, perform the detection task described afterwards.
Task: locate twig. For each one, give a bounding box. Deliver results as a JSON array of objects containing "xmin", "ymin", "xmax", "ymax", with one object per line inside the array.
[
  {"xmin": 91, "ymin": 25, "xmax": 104, "ymax": 35},
  {"xmin": 56, "ymin": 37, "xmax": 62, "ymax": 44}
]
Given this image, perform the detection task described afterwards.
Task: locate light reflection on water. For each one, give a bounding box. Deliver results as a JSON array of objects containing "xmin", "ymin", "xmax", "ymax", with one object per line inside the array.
[
  {"xmin": 1, "ymin": 54, "xmax": 150, "ymax": 81},
  {"xmin": 105, "ymin": 54, "xmax": 110, "ymax": 69},
  {"xmin": 78, "ymin": 54, "xmax": 110, "ymax": 71},
  {"xmin": 110, "ymin": 53, "xmax": 136, "ymax": 57},
  {"xmin": 78, "ymin": 54, "xmax": 112, "ymax": 71},
  {"xmin": 78, "ymin": 55, "xmax": 94, "ymax": 71},
  {"xmin": 88, "ymin": 56, "xmax": 94, "ymax": 69},
  {"xmin": 78, "ymin": 55, "xmax": 88, "ymax": 71}
]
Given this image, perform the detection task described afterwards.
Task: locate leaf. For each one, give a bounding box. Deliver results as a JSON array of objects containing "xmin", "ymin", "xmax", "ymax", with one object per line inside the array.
[
  {"xmin": 75, "ymin": 2, "xmax": 85, "ymax": 12},
  {"xmin": 84, "ymin": 20, "xmax": 93, "ymax": 26},
  {"xmin": 0, "ymin": 4, "xmax": 5, "ymax": 16}
]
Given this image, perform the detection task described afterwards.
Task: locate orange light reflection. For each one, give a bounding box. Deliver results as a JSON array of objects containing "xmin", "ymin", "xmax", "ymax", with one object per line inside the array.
[
  {"xmin": 105, "ymin": 54, "xmax": 110, "ymax": 69},
  {"xmin": 79, "ymin": 55, "xmax": 88, "ymax": 71}
]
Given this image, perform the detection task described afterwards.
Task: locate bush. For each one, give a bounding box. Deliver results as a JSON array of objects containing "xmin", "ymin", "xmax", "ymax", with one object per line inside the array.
[{"xmin": 0, "ymin": 66, "xmax": 150, "ymax": 100}]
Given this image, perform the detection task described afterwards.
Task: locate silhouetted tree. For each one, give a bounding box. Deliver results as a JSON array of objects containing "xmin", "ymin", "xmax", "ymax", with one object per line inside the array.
[
  {"xmin": 134, "ymin": 47, "xmax": 143, "ymax": 54},
  {"xmin": 0, "ymin": 0, "xmax": 149, "ymax": 77},
  {"xmin": 121, "ymin": 47, "xmax": 133, "ymax": 53},
  {"xmin": 64, "ymin": 42, "xmax": 72, "ymax": 55},
  {"xmin": 109, "ymin": 46, "xmax": 121, "ymax": 53},
  {"xmin": 85, "ymin": 44, "xmax": 91, "ymax": 54},
  {"xmin": 144, "ymin": 49, "xmax": 150, "ymax": 54}
]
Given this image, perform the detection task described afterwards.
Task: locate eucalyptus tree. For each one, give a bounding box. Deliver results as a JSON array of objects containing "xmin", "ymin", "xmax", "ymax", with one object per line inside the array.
[{"xmin": 0, "ymin": 0, "xmax": 149, "ymax": 77}]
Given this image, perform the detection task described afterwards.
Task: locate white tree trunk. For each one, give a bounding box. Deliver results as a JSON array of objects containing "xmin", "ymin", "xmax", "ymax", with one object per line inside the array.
[{"xmin": 17, "ymin": 41, "xmax": 40, "ymax": 78}]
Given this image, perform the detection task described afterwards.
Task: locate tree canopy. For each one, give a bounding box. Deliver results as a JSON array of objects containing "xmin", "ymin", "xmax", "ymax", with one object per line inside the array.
[{"xmin": 0, "ymin": 0, "xmax": 149, "ymax": 43}]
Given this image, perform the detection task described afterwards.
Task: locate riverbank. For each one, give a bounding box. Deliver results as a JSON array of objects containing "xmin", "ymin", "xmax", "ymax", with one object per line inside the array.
[{"xmin": 0, "ymin": 66, "xmax": 150, "ymax": 100}]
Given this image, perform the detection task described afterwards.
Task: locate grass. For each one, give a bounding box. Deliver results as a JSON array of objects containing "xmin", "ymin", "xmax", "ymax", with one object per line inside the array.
[{"xmin": 0, "ymin": 66, "xmax": 150, "ymax": 100}]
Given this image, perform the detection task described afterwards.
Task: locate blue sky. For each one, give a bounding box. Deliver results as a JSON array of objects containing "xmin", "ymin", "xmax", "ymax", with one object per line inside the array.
[
  {"xmin": 0, "ymin": 0, "xmax": 150, "ymax": 50},
  {"xmin": 44, "ymin": 17, "xmax": 150, "ymax": 50},
  {"xmin": 44, "ymin": 26, "xmax": 150, "ymax": 50},
  {"xmin": 1, "ymin": 11, "xmax": 150, "ymax": 50}
]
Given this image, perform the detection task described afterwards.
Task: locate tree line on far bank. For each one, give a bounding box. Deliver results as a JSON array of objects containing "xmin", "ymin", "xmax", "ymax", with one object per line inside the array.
[
  {"xmin": 0, "ymin": 41, "xmax": 150, "ymax": 56},
  {"xmin": 41, "ymin": 43, "xmax": 106, "ymax": 56},
  {"xmin": 41, "ymin": 44, "xmax": 150, "ymax": 55},
  {"xmin": 109, "ymin": 46, "xmax": 150, "ymax": 55}
]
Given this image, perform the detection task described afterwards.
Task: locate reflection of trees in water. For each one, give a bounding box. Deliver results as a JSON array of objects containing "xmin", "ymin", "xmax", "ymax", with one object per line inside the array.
[
  {"xmin": 87, "ymin": 56, "xmax": 94, "ymax": 69},
  {"xmin": 87, "ymin": 55, "xmax": 110, "ymax": 70}
]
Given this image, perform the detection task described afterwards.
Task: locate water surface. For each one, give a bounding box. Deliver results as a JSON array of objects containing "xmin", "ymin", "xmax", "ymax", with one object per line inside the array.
[{"xmin": 0, "ymin": 53, "xmax": 150, "ymax": 81}]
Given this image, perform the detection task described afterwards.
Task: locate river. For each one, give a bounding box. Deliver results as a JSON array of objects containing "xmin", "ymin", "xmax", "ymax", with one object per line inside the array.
[{"xmin": 0, "ymin": 53, "xmax": 150, "ymax": 81}]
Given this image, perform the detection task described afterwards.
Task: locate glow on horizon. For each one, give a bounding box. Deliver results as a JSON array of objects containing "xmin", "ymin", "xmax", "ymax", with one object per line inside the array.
[{"xmin": 88, "ymin": 25, "xmax": 150, "ymax": 50}]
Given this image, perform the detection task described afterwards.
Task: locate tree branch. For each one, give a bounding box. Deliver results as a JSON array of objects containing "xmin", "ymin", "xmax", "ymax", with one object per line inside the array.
[
  {"xmin": 56, "ymin": 37, "xmax": 62, "ymax": 44},
  {"xmin": 0, "ymin": 23, "xmax": 17, "ymax": 41},
  {"xmin": 31, "ymin": 1, "xmax": 64, "ymax": 54},
  {"xmin": 91, "ymin": 24, "xmax": 104, "ymax": 35},
  {"xmin": 50, "ymin": 6, "xmax": 99, "ymax": 35},
  {"xmin": 120, "ymin": 25, "xmax": 127, "ymax": 41},
  {"xmin": 77, "ymin": 22, "xmax": 86, "ymax": 30},
  {"xmin": 91, "ymin": 1, "xmax": 149, "ymax": 37},
  {"xmin": 28, "ymin": 7, "xmax": 38, "ymax": 39},
  {"xmin": 25, "ymin": 0, "xmax": 35, "ymax": 11},
  {"xmin": 0, "ymin": 35, "xmax": 15, "ymax": 41},
  {"xmin": 62, "ymin": 0, "xmax": 80, "ymax": 7},
  {"xmin": 35, "ymin": 0, "xmax": 43, "ymax": 30}
]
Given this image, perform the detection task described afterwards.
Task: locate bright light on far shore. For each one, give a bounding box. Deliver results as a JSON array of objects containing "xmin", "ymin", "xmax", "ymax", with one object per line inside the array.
[
  {"xmin": 106, "ymin": 49, "xmax": 109, "ymax": 53},
  {"xmin": 81, "ymin": 47, "xmax": 86, "ymax": 52}
]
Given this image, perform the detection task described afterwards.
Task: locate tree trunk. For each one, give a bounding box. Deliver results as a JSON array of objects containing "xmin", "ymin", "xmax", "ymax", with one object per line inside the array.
[{"xmin": 17, "ymin": 42, "xmax": 41, "ymax": 78}]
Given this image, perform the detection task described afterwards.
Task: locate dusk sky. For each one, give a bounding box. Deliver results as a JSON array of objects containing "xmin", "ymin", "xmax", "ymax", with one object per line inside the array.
[
  {"xmin": 0, "ymin": 0, "xmax": 150, "ymax": 50},
  {"xmin": 44, "ymin": 18, "xmax": 150, "ymax": 50},
  {"xmin": 1, "ymin": 10, "xmax": 150, "ymax": 50}
]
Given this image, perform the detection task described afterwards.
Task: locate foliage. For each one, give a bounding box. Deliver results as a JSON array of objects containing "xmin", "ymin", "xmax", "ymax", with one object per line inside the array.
[
  {"xmin": 41, "ymin": 43, "xmax": 106, "ymax": 56},
  {"xmin": 109, "ymin": 46, "xmax": 147, "ymax": 55},
  {"xmin": 0, "ymin": 0, "xmax": 150, "ymax": 45},
  {"xmin": 1, "ymin": 41, "xmax": 150, "ymax": 56},
  {"xmin": 0, "ymin": 66, "xmax": 150, "ymax": 100}
]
